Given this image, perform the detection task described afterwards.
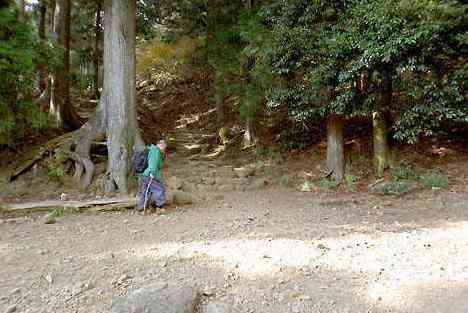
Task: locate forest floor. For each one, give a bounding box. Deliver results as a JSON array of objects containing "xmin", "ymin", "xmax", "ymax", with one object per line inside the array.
[{"xmin": 1, "ymin": 74, "xmax": 468, "ymax": 313}]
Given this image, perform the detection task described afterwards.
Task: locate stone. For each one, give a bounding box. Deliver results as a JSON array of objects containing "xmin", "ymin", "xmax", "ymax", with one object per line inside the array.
[
  {"xmin": 217, "ymin": 184, "xmax": 234, "ymax": 192},
  {"xmin": 182, "ymin": 182, "xmax": 197, "ymax": 193},
  {"xmin": 234, "ymin": 167, "xmax": 255, "ymax": 178},
  {"xmin": 251, "ymin": 178, "xmax": 268, "ymax": 190},
  {"xmin": 168, "ymin": 176, "xmax": 184, "ymax": 190},
  {"xmin": 111, "ymin": 284, "xmax": 199, "ymax": 313},
  {"xmin": 42, "ymin": 213, "xmax": 56, "ymax": 224},
  {"xmin": 168, "ymin": 190, "xmax": 197, "ymax": 205},
  {"xmin": 202, "ymin": 302, "xmax": 232, "ymax": 313}
]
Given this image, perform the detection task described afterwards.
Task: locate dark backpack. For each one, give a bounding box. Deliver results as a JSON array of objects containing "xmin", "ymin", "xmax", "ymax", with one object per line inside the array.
[{"xmin": 132, "ymin": 147, "xmax": 149, "ymax": 175}]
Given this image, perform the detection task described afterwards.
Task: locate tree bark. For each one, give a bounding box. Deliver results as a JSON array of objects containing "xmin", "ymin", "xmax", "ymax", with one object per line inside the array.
[
  {"xmin": 94, "ymin": 0, "xmax": 102, "ymax": 99},
  {"xmin": 326, "ymin": 115, "xmax": 345, "ymax": 182},
  {"xmin": 102, "ymin": 0, "xmax": 142, "ymax": 193},
  {"xmin": 37, "ymin": 0, "xmax": 48, "ymax": 97},
  {"xmin": 18, "ymin": 0, "xmax": 25, "ymax": 19},
  {"xmin": 50, "ymin": 0, "xmax": 82, "ymax": 129},
  {"xmin": 373, "ymin": 67, "xmax": 392, "ymax": 177}
]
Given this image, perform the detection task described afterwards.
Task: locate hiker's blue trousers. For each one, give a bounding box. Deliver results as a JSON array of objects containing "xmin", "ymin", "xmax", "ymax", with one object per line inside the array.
[{"xmin": 137, "ymin": 176, "xmax": 166, "ymax": 210}]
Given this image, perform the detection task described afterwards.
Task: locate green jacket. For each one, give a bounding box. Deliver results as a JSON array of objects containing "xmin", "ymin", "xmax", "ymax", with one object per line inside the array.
[{"xmin": 142, "ymin": 144, "xmax": 165, "ymax": 181}]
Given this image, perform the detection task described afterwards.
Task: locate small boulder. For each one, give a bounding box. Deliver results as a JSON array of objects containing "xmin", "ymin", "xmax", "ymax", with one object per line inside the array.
[
  {"xmin": 111, "ymin": 284, "xmax": 199, "ymax": 313},
  {"xmin": 5, "ymin": 305, "xmax": 17, "ymax": 313},
  {"xmin": 168, "ymin": 176, "xmax": 184, "ymax": 190},
  {"xmin": 201, "ymin": 302, "xmax": 233, "ymax": 313},
  {"xmin": 234, "ymin": 167, "xmax": 255, "ymax": 178},
  {"xmin": 251, "ymin": 178, "xmax": 268, "ymax": 190},
  {"xmin": 167, "ymin": 190, "xmax": 197, "ymax": 205},
  {"xmin": 43, "ymin": 213, "xmax": 56, "ymax": 224}
]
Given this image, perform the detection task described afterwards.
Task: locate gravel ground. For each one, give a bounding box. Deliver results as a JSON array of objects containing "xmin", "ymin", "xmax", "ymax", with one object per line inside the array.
[{"xmin": 1, "ymin": 188, "xmax": 468, "ymax": 313}]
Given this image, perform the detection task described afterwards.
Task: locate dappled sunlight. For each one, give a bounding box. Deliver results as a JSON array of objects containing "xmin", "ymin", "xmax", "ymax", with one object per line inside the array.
[
  {"xmin": 126, "ymin": 220, "xmax": 468, "ymax": 309},
  {"xmin": 133, "ymin": 238, "xmax": 322, "ymax": 275}
]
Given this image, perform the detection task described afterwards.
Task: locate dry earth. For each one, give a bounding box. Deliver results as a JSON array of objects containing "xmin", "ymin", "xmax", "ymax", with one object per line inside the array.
[
  {"xmin": 1, "ymin": 181, "xmax": 468, "ymax": 313},
  {"xmin": 1, "ymin": 76, "xmax": 468, "ymax": 312}
]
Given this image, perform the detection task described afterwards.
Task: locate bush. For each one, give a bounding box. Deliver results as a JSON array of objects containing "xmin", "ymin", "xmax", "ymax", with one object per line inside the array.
[
  {"xmin": 0, "ymin": 7, "xmax": 57, "ymax": 146},
  {"xmin": 45, "ymin": 152, "xmax": 68, "ymax": 182},
  {"xmin": 319, "ymin": 179, "xmax": 340, "ymax": 190},
  {"xmin": 421, "ymin": 171, "xmax": 449, "ymax": 189},
  {"xmin": 136, "ymin": 36, "xmax": 200, "ymax": 82},
  {"xmin": 391, "ymin": 162, "xmax": 417, "ymax": 181},
  {"xmin": 279, "ymin": 174, "xmax": 290, "ymax": 187},
  {"xmin": 345, "ymin": 174, "xmax": 357, "ymax": 191},
  {"xmin": 373, "ymin": 181, "xmax": 411, "ymax": 195}
]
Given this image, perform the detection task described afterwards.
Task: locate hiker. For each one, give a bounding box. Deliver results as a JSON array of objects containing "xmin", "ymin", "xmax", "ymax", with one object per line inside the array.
[{"xmin": 137, "ymin": 140, "xmax": 167, "ymax": 212}]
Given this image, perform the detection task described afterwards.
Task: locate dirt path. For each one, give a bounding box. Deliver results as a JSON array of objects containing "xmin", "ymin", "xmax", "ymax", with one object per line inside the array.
[
  {"xmin": 1, "ymin": 187, "xmax": 468, "ymax": 313},
  {"xmin": 2, "ymin": 101, "xmax": 468, "ymax": 312}
]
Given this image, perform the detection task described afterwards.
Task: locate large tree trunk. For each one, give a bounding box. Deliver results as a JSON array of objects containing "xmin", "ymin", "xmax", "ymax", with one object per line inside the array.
[
  {"xmin": 373, "ymin": 67, "xmax": 392, "ymax": 177},
  {"xmin": 94, "ymin": 0, "xmax": 102, "ymax": 99},
  {"xmin": 102, "ymin": 0, "xmax": 142, "ymax": 193},
  {"xmin": 326, "ymin": 115, "xmax": 345, "ymax": 182},
  {"xmin": 50, "ymin": 0, "xmax": 82, "ymax": 129}
]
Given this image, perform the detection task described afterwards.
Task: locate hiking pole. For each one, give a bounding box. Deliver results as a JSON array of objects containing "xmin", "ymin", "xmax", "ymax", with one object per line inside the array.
[{"xmin": 143, "ymin": 176, "xmax": 153, "ymax": 214}]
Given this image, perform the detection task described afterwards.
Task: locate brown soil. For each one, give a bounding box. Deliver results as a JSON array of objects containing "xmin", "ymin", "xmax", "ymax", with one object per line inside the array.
[{"xmin": 1, "ymin": 70, "xmax": 468, "ymax": 313}]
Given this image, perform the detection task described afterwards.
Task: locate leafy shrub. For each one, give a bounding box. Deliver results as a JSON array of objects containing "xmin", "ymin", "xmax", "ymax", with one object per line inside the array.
[
  {"xmin": 256, "ymin": 146, "xmax": 281, "ymax": 162},
  {"xmin": 0, "ymin": 7, "xmax": 57, "ymax": 146},
  {"xmin": 391, "ymin": 162, "xmax": 417, "ymax": 181},
  {"xmin": 373, "ymin": 181, "xmax": 411, "ymax": 195},
  {"xmin": 421, "ymin": 171, "xmax": 449, "ymax": 189},
  {"xmin": 319, "ymin": 179, "xmax": 340, "ymax": 190},
  {"xmin": 136, "ymin": 36, "xmax": 200, "ymax": 81},
  {"xmin": 45, "ymin": 152, "xmax": 68, "ymax": 182},
  {"xmin": 301, "ymin": 181, "xmax": 313, "ymax": 192},
  {"xmin": 279, "ymin": 175, "xmax": 290, "ymax": 187},
  {"xmin": 345, "ymin": 174, "xmax": 357, "ymax": 191}
]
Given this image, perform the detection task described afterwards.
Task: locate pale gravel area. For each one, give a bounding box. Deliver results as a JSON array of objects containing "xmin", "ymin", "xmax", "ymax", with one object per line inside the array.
[{"xmin": 1, "ymin": 188, "xmax": 468, "ymax": 313}]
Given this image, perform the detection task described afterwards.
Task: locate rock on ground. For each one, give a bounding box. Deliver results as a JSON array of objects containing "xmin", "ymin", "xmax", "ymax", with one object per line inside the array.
[
  {"xmin": 201, "ymin": 302, "xmax": 233, "ymax": 313},
  {"xmin": 111, "ymin": 284, "xmax": 199, "ymax": 313}
]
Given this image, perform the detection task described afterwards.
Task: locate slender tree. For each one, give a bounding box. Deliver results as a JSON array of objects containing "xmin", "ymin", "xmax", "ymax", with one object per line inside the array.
[
  {"xmin": 37, "ymin": 0, "xmax": 48, "ymax": 96},
  {"xmin": 94, "ymin": 0, "xmax": 102, "ymax": 98},
  {"xmin": 50, "ymin": 0, "xmax": 82, "ymax": 129}
]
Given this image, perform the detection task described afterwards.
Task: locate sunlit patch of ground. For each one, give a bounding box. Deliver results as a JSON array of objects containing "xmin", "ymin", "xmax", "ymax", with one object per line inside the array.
[{"xmin": 129, "ymin": 221, "xmax": 468, "ymax": 311}]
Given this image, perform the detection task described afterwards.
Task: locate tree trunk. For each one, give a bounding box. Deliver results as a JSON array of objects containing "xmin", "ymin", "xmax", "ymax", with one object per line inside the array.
[
  {"xmin": 72, "ymin": 0, "xmax": 142, "ymax": 192},
  {"xmin": 373, "ymin": 67, "xmax": 392, "ymax": 177},
  {"xmin": 94, "ymin": 0, "xmax": 102, "ymax": 99},
  {"xmin": 215, "ymin": 93, "xmax": 224, "ymax": 126},
  {"xmin": 37, "ymin": 0, "xmax": 48, "ymax": 97},
  {"xmin": 18, "ymin": 0, "xmax": 25, "ymax": 19},
  {"xmin": 326, "ymin": 115, "xmax": 345, "ymax": 182},
  {"xmin": 102, "ymin": 0, "xmax": 142, "ymax": 193},
  {"xmin": 50, "ymin": 0, "xmax": 82, "ymax": 129}
]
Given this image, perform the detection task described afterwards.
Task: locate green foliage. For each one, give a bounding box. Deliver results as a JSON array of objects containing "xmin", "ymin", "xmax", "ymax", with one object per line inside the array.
[
  {"xmin": 420, "ymin": 171, "xmax": 449, "ymax": 189},
  {"xmin": 49, "ymin": 206, "xmax": 78, "ymax": 217},
  {"xmin": 279, "ymin": 174, "xmax": 290, "ymax": 187},
  {"xmin": 137, "ymin": 36, "xmax": 200, "ymax": 82},
  {"xmin": 256, "ymin": 146, "xmax": 281, "ymax": 162},
  {"xmin": 46, "ymin": 152, "xmax": 68, "ymax": 182},
  {"xmin": 0, "ymin": 6, "xmax": 57, "ymax": 146},
  {"xmin": 391, "ymin": 161, "xmax": 417, "ymax": 181},
  {"xmin": 345, "ymin": 174, "xmax": 357, "ymax": 191},
  {"xmin": 279, "ymin": 125, "xmax": 315, "ymax": 152},
  {"xmin": 319, "ymin": 179, "xmax": 340, "ymax": 190},
  {"xmin": 373, "ymin": 181, "xmax": 411, "ymax": 195},
  {"xmin": 238, "ymin": 0, "xmax": 468, "ymax": 143}
]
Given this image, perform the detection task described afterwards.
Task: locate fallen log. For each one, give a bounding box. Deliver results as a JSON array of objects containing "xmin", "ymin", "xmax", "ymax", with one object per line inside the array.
[
  {"xmin": 9, "ymin": 133, "xmax": 73, "ymax": 182},
  {"xmin": 1, "ymin": 191, "xmax": 198, "ymax": 214},
  {"xmin": 1, "ymin": 196, "xmax": 137, "ymax": 213}
]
